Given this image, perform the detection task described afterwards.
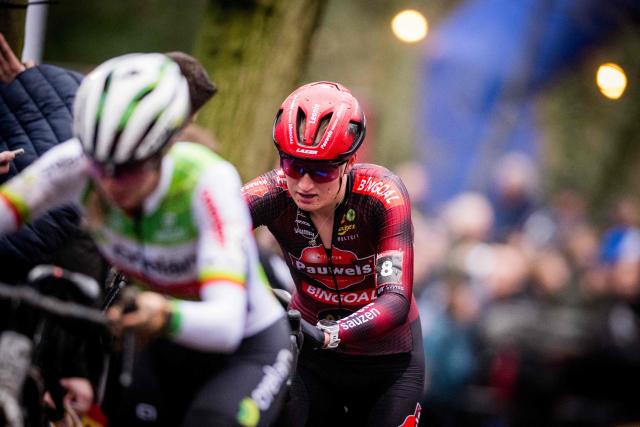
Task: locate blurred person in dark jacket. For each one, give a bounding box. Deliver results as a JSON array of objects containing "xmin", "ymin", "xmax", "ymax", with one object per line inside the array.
[
  {"xmin": 0, "ymin": 33, "xmax": 108, "ymax": 285},
  {"xmin": 0, "ymin": 32, "xmax": 107, "ymax": 421}
]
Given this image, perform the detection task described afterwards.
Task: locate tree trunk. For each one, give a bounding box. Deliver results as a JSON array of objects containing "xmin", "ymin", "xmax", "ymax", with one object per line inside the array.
[
  {"xmin": 192, "ymin": 0, "xmax": 326, "ymax": 181},
  {"xmin": 0, "ymin": 1, "xmax": 27, "ymax": 53}
]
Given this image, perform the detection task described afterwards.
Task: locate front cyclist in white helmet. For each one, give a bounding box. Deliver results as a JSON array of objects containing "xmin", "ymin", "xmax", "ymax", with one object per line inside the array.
[{"xmin": 0, "ymin": 53, "xmax": 291, "ymax": 426}]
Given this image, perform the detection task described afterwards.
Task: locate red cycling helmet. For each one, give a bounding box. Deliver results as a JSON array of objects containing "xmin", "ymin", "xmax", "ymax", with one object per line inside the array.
[{"xmin": 273, "ymin": 81, "xmax": 366, "ymax": 162}]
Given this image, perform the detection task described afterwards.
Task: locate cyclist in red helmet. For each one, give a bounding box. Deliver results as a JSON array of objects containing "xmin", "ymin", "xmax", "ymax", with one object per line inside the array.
[{"xmin": 243, "ymin": 81, "xmax": 425, "ymax": 426}]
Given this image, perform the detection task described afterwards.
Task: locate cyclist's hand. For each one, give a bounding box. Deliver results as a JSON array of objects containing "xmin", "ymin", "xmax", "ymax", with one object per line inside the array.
[
  {"xmin": 108, "ymin": 291, "xmax": 172, "ymax": 339},
  {"xmin": 43, "ymin": 377, "xmax": 93, "ymax": 425},
  {"xmin": 60, "ymin": 377, "xmax": 94, "ymax": 415},
  {"xmin": 0, "ymin": 150, "xmax": 16, "ymax": 174}
]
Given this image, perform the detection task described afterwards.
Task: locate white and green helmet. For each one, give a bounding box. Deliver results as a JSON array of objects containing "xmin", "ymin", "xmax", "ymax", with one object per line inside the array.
[{"xmin": 73, "ymin": 53, "xmax": 190, "ymax": 166}]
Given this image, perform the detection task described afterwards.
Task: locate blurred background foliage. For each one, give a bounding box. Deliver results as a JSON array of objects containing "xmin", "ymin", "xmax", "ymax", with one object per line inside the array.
[
  {"xmin": 0, "ymin": 0, "xmax": 26, "ymax": 52},
  {"xmin": 301, "ymin": 0, "xmax": 457, "ymax": 167},
  {"xmin": 40, "ymin": 0, "xmax": 460, "ymax": 177},
  {"xmin": 44, "ymin": 0, "xmax": 207, "ymax": 64},
  {"xmin": 2, "ymin": 0, "xmax": 638, "ymax": 220},
  {"xmin": 539, "ymin": 22, "xmax": 640, "ymax": 219}
]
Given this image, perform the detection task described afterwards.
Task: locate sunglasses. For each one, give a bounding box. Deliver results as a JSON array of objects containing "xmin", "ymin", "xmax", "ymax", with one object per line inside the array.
[
  {"xmin": 89, "ymin": 156, "xmax": 161, "ymax": 182},
  {"xmin": 280, "ymin": 156, "xmax": 346, "ymax": 183}
]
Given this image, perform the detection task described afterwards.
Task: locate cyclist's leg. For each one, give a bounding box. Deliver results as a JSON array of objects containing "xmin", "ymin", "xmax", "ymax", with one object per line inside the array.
[
  {"xmin": 278, "ymin": 365, "xmax": 331, "ymax": 426},
  {"xmin": 366, "ymin": 322, "xmax": 425, "ymax": 427},
  {"xmin": 182, "ymin": 317, "xmax": 291, "ymax": 427},
  {"xmin": 278, "ymin": 349, "xmax": 351, "ymax": 427}
]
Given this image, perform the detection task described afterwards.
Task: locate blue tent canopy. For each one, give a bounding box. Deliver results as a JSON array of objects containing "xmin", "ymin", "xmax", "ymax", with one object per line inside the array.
[{"xmin": 418, "ymin": 0, "xmax": 639, "ymax": 210}]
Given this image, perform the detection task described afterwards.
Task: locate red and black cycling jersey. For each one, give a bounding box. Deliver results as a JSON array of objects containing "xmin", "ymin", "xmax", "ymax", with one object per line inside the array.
[{"xmin": 242, "ymin": 163, "xmax": 419, "ymax": 356}]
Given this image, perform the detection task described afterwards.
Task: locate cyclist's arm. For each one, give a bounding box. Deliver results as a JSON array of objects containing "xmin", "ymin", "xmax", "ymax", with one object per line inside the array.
[
  {"xmin": 168, "ymin": 162, "xmax": 252, "ymax": 353},
  {"xmin": 0, "ymin": 139, "xmax": 88, "ymax": 233},
  {"xmin": 336, "ymin": 175, "xmax": 414, "ymax": 345}
]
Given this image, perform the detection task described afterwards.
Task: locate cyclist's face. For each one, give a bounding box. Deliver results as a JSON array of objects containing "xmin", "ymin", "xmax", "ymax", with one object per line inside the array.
[
  {"xmin": 90, "ymin": 157, "xmax": 162, "ymax": 213},
  {"xmin": 283, "ymin": 157, "xmax": 353, "ymax": 213}
]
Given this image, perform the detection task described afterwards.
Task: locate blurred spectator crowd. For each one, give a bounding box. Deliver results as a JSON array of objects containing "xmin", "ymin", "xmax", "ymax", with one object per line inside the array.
[{"xmin": 398, "ymin": 153, "xmax": 640, "ymax": 427}]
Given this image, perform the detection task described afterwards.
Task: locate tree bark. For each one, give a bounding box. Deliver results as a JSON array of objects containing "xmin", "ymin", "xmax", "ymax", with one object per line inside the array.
[
  {"xmin": 0, "ymin": 0, "xmax": 27, "ymax": 53},
  {"xmin": 192, "ymin": 0, "xmax": 326, "ymax": 181}
]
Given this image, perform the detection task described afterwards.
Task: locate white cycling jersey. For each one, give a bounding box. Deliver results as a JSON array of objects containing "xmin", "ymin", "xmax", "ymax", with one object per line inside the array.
[{"xmin": 0, "ymin": 139, "xmax": 284, "ymax": 352}]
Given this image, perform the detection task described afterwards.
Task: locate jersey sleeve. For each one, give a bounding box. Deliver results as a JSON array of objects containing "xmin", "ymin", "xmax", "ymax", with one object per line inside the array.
[
  {"xmin": 169, "ymin": 160, "xmax": 253, "ymax": 353},
  {"xmin": 241, "ymin": 169, "xmax": 290, "ymax": 229},
  {"xmin": 336, "ymin": 172, "xmax": 414, "ymax": 346},
  {"xmin": 0, "ymin": 139, "xmax": 89, "ymax": 233}
]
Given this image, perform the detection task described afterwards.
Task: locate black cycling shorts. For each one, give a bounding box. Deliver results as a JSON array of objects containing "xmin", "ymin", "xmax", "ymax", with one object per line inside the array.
[
  {"xmin": 103, "ymin": 316, "xmax": 291, "ymax": 427},
  {"xmin": 278, "ymin": 319, "xmax": 425, "ymax": 427}
]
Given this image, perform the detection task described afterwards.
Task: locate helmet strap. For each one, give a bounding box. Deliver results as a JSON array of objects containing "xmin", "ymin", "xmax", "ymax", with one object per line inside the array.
[
  {"xmin": 335, "ymin": 175, "xmax": 343, "ymax": 201},
  {"xmin": 334, "ymin": 159, "xmax": 351, "ymax": 203}
]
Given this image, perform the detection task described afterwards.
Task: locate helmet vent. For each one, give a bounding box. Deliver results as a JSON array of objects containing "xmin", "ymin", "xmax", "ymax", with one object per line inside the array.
[
  {"xmin": 296, "ymin": 108, "xmax": 307, "ymax": 145},
  {"xmin": 125, "ymin": 114, "xmax": 160, "ymax": 163},
  {"xmin": 314, "ymin": 114, "xmax": 333, "ymax": 146},
  {"xmin": 91, "ymin": 71, "xmax": 114, "ymax": 155},
  {"xmin": 107, "ymin": 84, "xmax": 159, "ymax": 163},
  {"xmin": 348, "ymin": 122, "xmax": 363, "ymax": 144},
  {"xmin": 272, "ymin": 109, "xmax": 283, "ymax": 144}
]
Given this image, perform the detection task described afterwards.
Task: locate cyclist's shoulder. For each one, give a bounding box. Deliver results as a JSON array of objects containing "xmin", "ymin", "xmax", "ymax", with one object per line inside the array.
[
  {"xmin": 170, "ymin": 141, "xmax": 224, "ymax": 167},
  {"xmin": 169, "ymin": 142, "xmax": 240, "ymax": 185},
  {"xmin": 242, "ymin": 168, "xmax": 288, "ymax": 199},
  {"xmin": 351, "ymin": 162, "xmax": 403, "ymax": 179},
  {"xmin": 350, "ymin": 163, "xmax": 409, "ymax": 208}
]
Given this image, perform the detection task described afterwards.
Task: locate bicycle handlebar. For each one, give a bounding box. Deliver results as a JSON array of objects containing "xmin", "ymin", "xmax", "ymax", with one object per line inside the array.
[
  {"xmin": 271, "ymin": 288, "xmax": 325, "ymax": 349},
  {"xmin": 0, "ymin": 282, "xmax": 108, "ymax": 328},
  {"xmin": 301, "ymin": 318, "xmax": 325, "ymax": 349}
]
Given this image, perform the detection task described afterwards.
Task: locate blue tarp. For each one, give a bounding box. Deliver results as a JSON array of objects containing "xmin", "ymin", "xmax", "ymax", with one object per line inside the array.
[{"xmin": 418, "ymin": 0, "xmax": 639, "ymax": 210}]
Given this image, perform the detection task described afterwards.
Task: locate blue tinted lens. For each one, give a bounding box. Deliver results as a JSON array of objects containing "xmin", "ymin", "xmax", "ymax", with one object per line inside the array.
[
  {"xmin": 312, "ymin": 169, "xmax": 330, "ymax": 178},
  {"xmin": 280, "ymin": 157, "xmax": 342, "ymax": 183}
]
